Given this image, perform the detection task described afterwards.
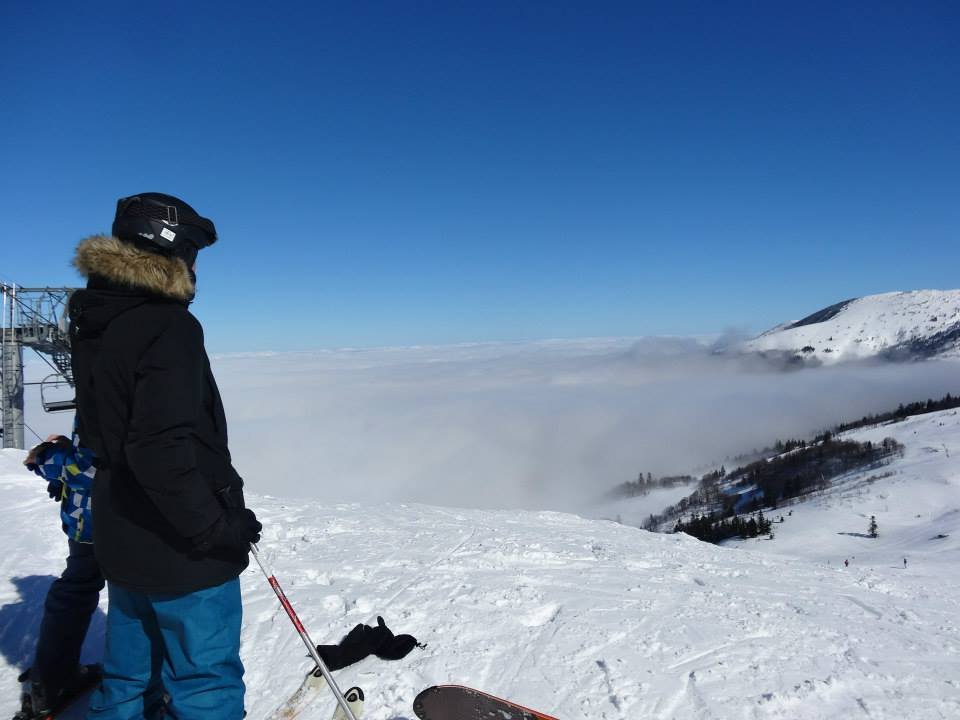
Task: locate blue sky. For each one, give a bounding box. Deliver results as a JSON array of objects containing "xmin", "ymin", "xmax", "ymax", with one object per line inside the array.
[{"xmin": 2, "ymin": 2, "xmax": 957, "ymax": 352}]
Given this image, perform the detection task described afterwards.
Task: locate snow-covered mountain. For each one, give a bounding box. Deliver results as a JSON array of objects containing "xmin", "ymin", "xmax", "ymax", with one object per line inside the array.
[
  {"xmin": 744, "ymin": 290, "xmax": 960, "ymax": 364},
  {"xmin": 1, "ymin": 407, "xmax": 958, "ymax": 719}
]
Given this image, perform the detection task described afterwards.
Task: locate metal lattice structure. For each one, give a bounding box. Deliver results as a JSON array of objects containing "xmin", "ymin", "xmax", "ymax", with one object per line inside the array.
[{"xmin": 1, "ymin": 284, "xmax": 76, "ymax": 449}]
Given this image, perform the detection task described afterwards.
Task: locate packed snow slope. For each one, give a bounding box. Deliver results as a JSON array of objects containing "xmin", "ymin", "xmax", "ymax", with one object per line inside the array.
[
  {"xmin": 724, "ymin": 407, "xmax": 960, "ymax": 562},
  {"xmin": 0, "ymin": 407, "xmax": 958, "ymax": 719},
  {"xmin": 744, "ymin": 289, "xmax": 960, "ymax": 363}
]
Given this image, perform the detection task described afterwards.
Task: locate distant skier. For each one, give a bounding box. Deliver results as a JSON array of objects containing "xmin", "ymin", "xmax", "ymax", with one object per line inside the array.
[
  {"xmin": 844, "ymin": 558, "xmax": 849, "ymax": 568},
  {"xmin": 16, "ymin": 426, "xmax": 104, "ymax": 718},
  {"xmin": 903, "ymin": 558, "xmax": 907, "ymax": 569}
]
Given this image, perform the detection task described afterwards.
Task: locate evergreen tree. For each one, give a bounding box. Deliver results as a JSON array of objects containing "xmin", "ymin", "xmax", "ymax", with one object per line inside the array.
[
  {"xmin": 757, "ymin": 510, "xmax": 768, "ymax": 534},
  {"xmin": 869, "ymin": 515, "xmax": 878, "ymax": 538}
]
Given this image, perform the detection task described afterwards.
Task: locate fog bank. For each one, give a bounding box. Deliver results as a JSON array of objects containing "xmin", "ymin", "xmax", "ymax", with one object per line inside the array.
[
  {"xmin": 19, "ymin": 339, "xmax": 957, "ymax": 512},
  {"xmin": 206, "ymin": 340, "xmax": 959, "ymax": 511}
]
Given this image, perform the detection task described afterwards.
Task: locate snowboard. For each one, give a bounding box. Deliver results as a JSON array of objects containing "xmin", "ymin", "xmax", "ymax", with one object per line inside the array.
[
  {"xmin": 413, "ymin": 685, "xmax": 559, "ymax": 720},
  {"xmin": 12, "ymin": 665, "xmax": 101, "ymax": 720}
]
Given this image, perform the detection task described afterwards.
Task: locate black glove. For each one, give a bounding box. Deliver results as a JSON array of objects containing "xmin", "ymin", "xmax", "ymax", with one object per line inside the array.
[
  {"xmin": 25, "ymin": 436, "xmax": 68, "ymax": 472},
  {"xmin": 194, "ymin": 508, "xmax": 261, "ymax": 553},
  {"xmin": 25, "ymin": 441, "xmax": 55, "ymax": 473},
  {"xmin": 24, "ymin": 438, "xmax": 70, "ymax": 501},
  {"xmin": 373, "ymin": 615, "xmax": 421, "ymax": 661},
  {"xmin": 315, "ymin": 616, "xmax": 420, "ymax": 671}
]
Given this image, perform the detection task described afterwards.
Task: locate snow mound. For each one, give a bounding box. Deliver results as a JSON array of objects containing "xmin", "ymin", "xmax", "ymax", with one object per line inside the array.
[{"xmin": 745, "ymin": 289, "xmax": 960, "ymax": 363}]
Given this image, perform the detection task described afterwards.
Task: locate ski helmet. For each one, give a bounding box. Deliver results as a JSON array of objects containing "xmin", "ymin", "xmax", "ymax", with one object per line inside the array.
[{"xmin": 112, "ymin": 193, "xmax": 217, "ymax": 263}]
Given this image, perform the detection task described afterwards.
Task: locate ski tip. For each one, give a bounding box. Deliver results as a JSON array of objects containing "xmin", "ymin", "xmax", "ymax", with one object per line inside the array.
[{"xmin": 332, "ymin": 686, "xmax": 365, "ymax": 720}]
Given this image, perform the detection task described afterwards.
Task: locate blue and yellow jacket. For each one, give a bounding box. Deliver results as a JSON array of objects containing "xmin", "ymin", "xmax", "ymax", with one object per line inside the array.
[{"xmin": 28, "ymin": 426, "xmax": 96, "ymax": 544}]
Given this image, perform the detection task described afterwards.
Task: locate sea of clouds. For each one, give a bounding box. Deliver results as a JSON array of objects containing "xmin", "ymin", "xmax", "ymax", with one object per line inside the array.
[
  {"xmin": 21, "ymin": 338, "xmax": 959, "ymax": 512},
  {"xmin": 202, "ymin": 339, "xmax": 959, "ymax": 511}
]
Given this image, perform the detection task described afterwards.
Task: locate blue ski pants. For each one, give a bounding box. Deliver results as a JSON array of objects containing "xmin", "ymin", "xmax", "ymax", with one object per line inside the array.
[{"xmin": 86, "ymin": 578, "xmax": 245, "ymax": 720}]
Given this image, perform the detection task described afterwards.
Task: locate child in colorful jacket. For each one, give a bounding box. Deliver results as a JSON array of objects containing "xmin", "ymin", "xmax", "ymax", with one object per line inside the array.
[
  {"xmin": 18, "ymin": 425, "xmax": 104, "ymax": 717},
  {"xmin": 27, "ymin": 431, "xmax": 96, "ymax": 542}
]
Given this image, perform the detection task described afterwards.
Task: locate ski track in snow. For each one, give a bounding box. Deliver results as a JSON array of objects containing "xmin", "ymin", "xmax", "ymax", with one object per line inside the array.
[{"xmin": 0, "ymin": 410, "xmax": 958, "ymax": 718}]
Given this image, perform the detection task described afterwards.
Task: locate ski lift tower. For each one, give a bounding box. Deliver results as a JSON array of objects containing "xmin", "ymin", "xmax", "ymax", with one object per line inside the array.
[{"xmin": 1, "ymin": 284, "xmax": 76, "ymax": 449}]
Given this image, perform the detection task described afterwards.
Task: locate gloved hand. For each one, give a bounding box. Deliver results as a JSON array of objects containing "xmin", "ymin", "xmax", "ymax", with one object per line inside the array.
[
  {"xmin": 194, "ymin": 508, "xmax": 261, "ymax": 553},
  {"xmin": 24, "ymin": 436, "xmax": 71, "ymax": 501},
  {"xmin": 24, "ymin": 436, "xmax": 68, "ymax": 472},
  {"xmin": 24, "ymin": 441, "xmax": 54, "ymax": 472}
]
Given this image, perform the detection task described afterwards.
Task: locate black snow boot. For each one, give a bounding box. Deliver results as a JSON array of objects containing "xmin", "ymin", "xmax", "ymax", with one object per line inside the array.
[
  {"xmin": 14, "ymin": 663, "xmax": 103, "ymax": 718},
  {"xmin": 12, "ymin": 690, "xmax": 34, "ymax": 720}
]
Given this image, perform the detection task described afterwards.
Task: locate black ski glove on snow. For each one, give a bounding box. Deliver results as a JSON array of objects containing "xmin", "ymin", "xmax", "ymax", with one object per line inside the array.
[
  {"xmin": 373, "ymin": 615, "xmax": 421, "ymax": 661},
  {"xmin": 193, "ymin": 508, "xmax": 261, "ymax": 553},
  {"xmin": 316, "ymin": 616, "xmax": 420, "ymax": 671}
]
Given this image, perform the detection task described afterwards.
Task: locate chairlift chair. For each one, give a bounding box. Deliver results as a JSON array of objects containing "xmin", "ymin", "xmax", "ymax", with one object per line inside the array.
[{"xmin": 40, "ymin": 374, "xmax": 76, "ymax": 413}]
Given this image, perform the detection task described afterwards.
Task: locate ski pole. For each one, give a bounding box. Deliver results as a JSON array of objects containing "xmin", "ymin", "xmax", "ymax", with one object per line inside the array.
[{"xmin": 250, "ymin": 543, "xmax": 360, "ymax": 720}]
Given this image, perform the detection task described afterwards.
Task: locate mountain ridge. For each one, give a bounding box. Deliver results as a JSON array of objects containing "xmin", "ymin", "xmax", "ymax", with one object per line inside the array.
[{"xmin": 745, "ymin": 289, "xmax": 960, "ymax": 364}]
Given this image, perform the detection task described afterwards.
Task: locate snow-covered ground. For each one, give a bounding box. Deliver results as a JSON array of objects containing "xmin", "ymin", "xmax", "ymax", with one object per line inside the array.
[
  {"xmin": 729, "ymin": 408, "xmax": 960, "ymax": 563},
  {"xmin": 1, "ymin": 409, "xmax": 958, "ymax": 718},
  {"xmin": 745, "ymin": 289, "xmax": 960, "ymax": 363}
]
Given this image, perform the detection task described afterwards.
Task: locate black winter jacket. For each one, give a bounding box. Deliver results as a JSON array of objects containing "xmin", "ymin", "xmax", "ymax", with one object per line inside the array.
[{"xmin": 69, "ymin": 235, "xmax": 249, "ymax": 593}]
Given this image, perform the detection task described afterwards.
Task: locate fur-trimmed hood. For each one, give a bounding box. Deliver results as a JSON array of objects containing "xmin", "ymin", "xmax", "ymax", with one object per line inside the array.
[{"xmin": 73, "ymin": 235, "xmax": 195, "ymax": 301}]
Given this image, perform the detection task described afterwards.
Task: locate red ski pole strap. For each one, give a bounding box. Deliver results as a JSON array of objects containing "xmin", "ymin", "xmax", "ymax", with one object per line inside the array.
[{"xmin": 268, "ymin": 575, "xmax": 306, "ymax": 634}]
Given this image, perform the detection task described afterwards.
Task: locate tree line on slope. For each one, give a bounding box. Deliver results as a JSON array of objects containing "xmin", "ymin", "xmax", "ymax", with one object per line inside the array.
[
  {"xmin": 607, "ymin": 472, "xmax": 698, "ymax": 498},
  {"xmin": 642, "ymin": 436, "xmax": 904, "ymax": 542},
  {"xmin": 831, "ymin": 392, "xmax": 960, "ymax": 435},
  {"xmin": 704, "ymin": 391, "xmax": 958, "ymax": 471},
  {"xmin": 673, "ymin": 510, "xmax": 776, "ymax": 543}
]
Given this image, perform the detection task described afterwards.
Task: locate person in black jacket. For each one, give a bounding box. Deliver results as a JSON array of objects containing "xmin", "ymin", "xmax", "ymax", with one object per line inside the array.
[{"xmin": 70, "ymin": 193, "xmax": 261, "ymax": 719}]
